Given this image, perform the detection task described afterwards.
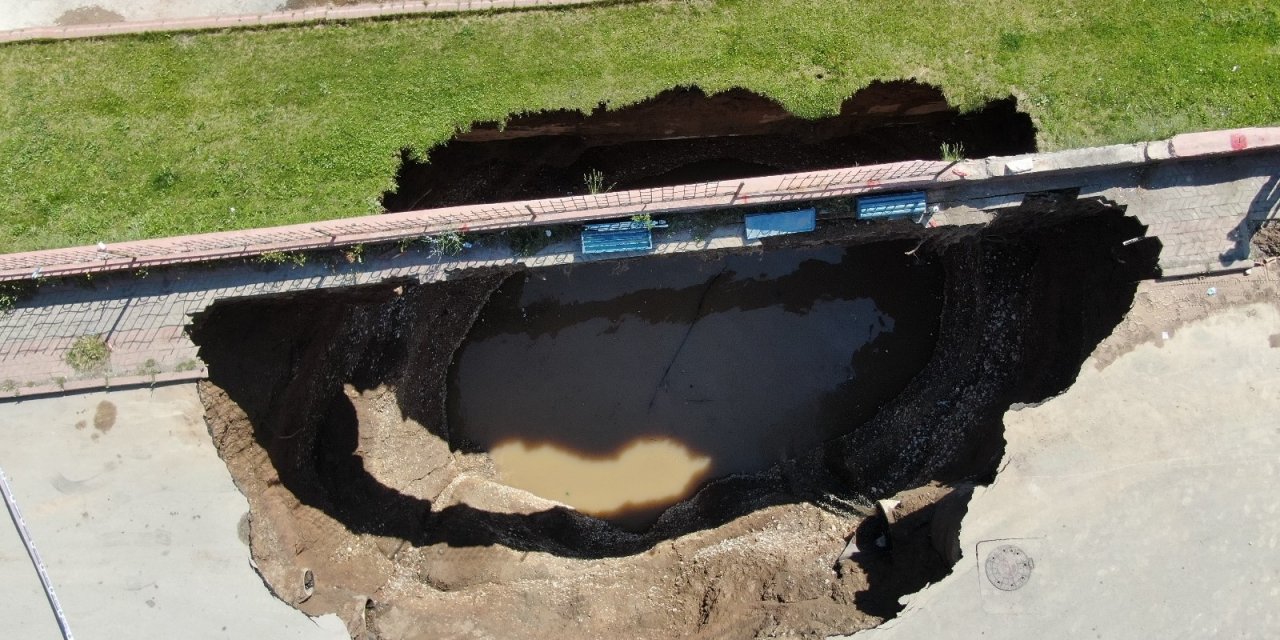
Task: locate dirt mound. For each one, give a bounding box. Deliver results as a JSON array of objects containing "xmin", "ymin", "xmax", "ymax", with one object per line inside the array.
[
  {"xmin": 191, "ymin": 198, "xmax": 1156, "ymax": 638},
  {"xmin": 1253, "ymin": 221, "xmax": 1280, "ymax": 258}
]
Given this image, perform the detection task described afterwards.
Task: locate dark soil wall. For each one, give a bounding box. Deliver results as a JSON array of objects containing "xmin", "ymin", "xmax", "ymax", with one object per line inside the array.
[
  {"xmin": 828, "ymin": 195, "xmax": 1161, "ymax": 493},
  {"xmin": 382, "ymin": 82, "xmax": 1036, "ymax": 211}
]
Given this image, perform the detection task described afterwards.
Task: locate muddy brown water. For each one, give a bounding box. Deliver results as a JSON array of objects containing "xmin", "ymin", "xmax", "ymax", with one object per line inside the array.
[{"xmin": 448, "ymin": 242, "xmax": 944, "ymax": 529}]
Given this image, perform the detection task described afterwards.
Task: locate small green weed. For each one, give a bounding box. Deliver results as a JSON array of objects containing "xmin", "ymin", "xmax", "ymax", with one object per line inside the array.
[
  {"xmin": 506, "ymin": 227, "xmax": 558, "ymax": 257},
  {"xmin": 0, "ymin": 282, "xmax": 33, "ymax": 314},
  {"xmin": 258, "ymin": 251, "xmax": 308, "ymax": 267},
  {"xmin": 65, "ymin": 335, "xmax": 111, "ymax": 374},
  {"xmin": 631, "ymin": 212, "xmax": 656, "ymax": 229},
  {"xmin": 584, "ymin": 169, "xmax": 615, "ymax": 195},
  {"xmin": 137, "ymin": 358, "xmax": 162, "ymax": 376},
  {"xmin": 427, "ymin": 231, "xmax": 467, "ymax": 257},
  {"xmin": 345, "ymin": 243, "xmax": 365, "ymax": 263}
]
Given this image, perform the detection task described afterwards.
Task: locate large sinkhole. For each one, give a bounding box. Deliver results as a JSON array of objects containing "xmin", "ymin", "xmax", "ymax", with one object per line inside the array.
[
  {"xmin": 447, "ymin": 244, "xmax": 944, "ymax": 529},
  {"xmin": 381, "ymin": 81, "xmax": 1037, "ymax": 211},
  {"xmin": 192, "ymin": 197, "xmax": 1159, "ymax": 568}
]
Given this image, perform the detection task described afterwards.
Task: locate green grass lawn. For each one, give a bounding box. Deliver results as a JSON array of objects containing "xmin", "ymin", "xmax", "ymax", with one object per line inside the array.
[{"xmin": 0, "ymin": 0, "xmax": 1277, "ymax": 252}]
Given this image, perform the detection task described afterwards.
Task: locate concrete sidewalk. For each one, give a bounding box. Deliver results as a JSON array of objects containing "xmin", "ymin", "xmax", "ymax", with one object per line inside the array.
[
  {"xmin": 0, "ymin": 0, "xmax": 608, "ymax": 42},
  {"xmin": 849, "ymin": 295, "xmax": 1280, "ymax": 638},
  {"xmin": 0, "ymin": 386, "xmax": 347, "ymax": 639}
]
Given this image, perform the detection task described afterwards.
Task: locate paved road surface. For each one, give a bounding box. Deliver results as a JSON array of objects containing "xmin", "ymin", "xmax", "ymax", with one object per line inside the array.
[
  {"xmin": 0, "ymin": 385, "xmax": 347, "ymax": 639},
  {"xmin": 1, "ymin": 0, "xmax": 604, "ymax": 39},
  {"xmin": 850, "ymin": 299, "xmax": 1280, "ymax": 638}
]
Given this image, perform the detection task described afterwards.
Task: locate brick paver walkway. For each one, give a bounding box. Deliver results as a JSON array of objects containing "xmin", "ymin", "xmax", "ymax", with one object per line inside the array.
[
  {"xmin": 0, "ymin": 137, "xmax": 1276, "ymax": 399},
  {"xmin": 1115, "ymin": 158, "xmax": 1280, "ymax": 275}
]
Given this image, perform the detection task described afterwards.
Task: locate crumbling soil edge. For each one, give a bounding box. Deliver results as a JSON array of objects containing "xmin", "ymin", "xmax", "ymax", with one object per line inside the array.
[{"xmin": 382, "ymin": 81, "xmax": 1036, "ymax": 212}]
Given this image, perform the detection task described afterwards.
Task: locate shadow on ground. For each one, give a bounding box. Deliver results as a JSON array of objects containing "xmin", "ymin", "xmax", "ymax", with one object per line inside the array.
[{"xmin": 382, "ymin": 81, "xmax": 1036, "ymax": 211}]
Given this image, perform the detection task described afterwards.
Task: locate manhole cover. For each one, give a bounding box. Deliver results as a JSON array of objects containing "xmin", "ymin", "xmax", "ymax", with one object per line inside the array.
[{"xmin": 985, "ymin": 544, "xmax": 1034, "ymax": 591}]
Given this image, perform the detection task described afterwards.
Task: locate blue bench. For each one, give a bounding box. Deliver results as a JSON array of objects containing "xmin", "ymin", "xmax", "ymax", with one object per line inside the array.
[
  {"xmin": 856, "ymin": 191, "xmax": 928, "ymax": 220},
  {"xmin": 744, "ymin": 208, "xmax": 817, "ymax": 240},
  {"xmin": 581, "ymin": 219, "xmax": 669, "ymax": 254}
]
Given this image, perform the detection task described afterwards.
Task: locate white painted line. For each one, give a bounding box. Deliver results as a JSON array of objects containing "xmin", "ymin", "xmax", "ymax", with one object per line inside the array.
[{"xmin": 0, "ymin": 465, "xmax": 75, "ymax": 640}]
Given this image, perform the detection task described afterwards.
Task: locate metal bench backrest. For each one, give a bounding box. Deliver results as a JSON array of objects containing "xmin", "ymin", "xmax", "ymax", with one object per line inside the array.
[
  {"xmin": 744, "ymin": 208, "xmax": 817, "ymax": 240},
  {"xmin": 856, "ymin": 191, "xmax": 928, "ymax": 220},
  {"xmin": 581, "ymin": 220, "xmax": 667, "ymax": 254}
]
